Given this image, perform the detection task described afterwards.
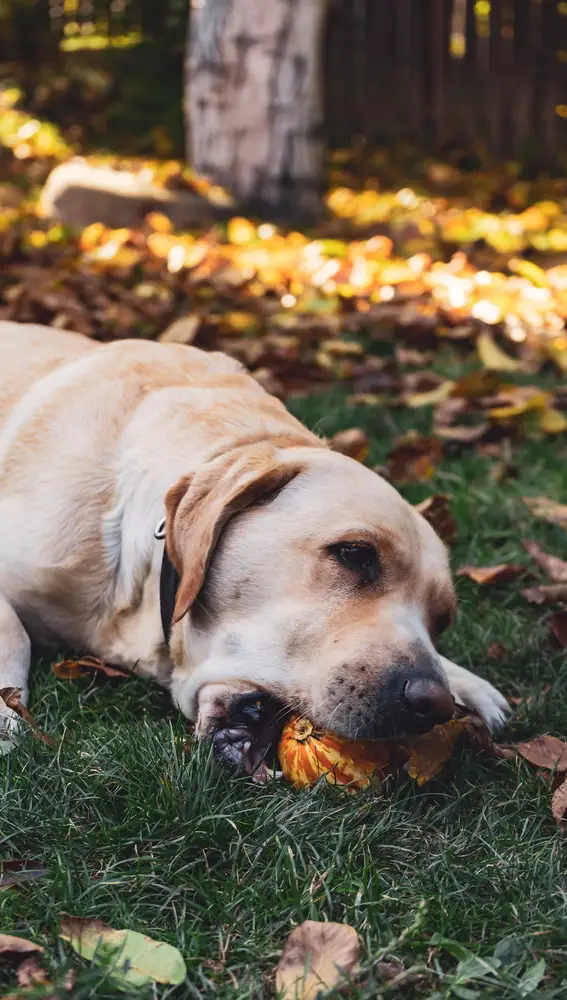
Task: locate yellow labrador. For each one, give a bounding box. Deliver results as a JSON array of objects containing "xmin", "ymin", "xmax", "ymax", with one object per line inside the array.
[{"xmin": 0, "ymin": 321, "xmax": 509, "ymax": 770}]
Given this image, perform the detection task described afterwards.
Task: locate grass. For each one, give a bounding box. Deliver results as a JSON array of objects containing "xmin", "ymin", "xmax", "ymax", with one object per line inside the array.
[{"xmin": 2, "ymin": 370, "xmax": 567, "ymax": 999}]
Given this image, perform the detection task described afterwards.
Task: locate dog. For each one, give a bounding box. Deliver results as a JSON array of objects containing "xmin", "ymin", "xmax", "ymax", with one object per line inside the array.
[{"xmin": 0, "ymin": 321, "xmax": 509, "ymax": 772}]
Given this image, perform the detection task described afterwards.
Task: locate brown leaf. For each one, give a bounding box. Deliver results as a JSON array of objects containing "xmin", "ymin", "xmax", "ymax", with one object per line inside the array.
[
  {"xmin": 524, "ymin": 495, "xmax": 567, "ymax": 531},
  {"xmin": 404, "ymin": 718, "xmax": 468, "ymax": 785},
  {"xmin": 457, "ymin": 563, "xmax": 526, "ymax": 585},
  {"xmin": 0, "ymin": 860, "xmax": 48, "ymax": 890},
  {"xmin": 395, "ymin": 346, "xmax": 431, "ymax": 367},
  {"xmin": 52, "ymin": 656, "xmax": 130, "ymax": 680},
  {"xmin": 275, "ymin": 921, "xmax": 360, "ymax": 1000},
  {"xmin": 16, "ymin": 955, "xmax": 50, "ymax": 988},
  {"xmin": 387, "ymin": 434, "xmax": 443, "ymax": 483},
  {"xmin": 451, "ymin": 370, "xmax": 505, "ymax": 400},
  {"xmin": 517, "ymin": 735, "xmax": 567, "ymax": 772},
  {"xmin": 0, "ymin": 688, "xmax": 56, "ymax": 747},
  {"xmin": 550, "ymin": 611, "xmax": 567, "ymax": 647},
  {"xmin": 521, "ymin": 583, "xmax": 567, "ymax": 605},
  {"xmin": 487, "ymin": 642, "xmax": 508, "ymax": 661},
  {"xmin": 522, "ymin": 540, "xmax": 567, "ymax": 581},
  {"xmin": 551, "ymin": 777, "xmax": 567, "ymax": 825},
  {"xmin": 329, "ymin": 428, "xmax": 370, "ymax": 463},
  {"xmin": 0, "ymin": 934, "xmax": 45, "ymax": 961},
  {"xmin": 414, "ymin": 494, "xmax": 457, "ymax": 545}
]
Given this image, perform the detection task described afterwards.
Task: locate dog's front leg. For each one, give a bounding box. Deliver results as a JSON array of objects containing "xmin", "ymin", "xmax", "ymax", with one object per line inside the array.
[
  {"xmin": 0, "ymin": 598, "xmax": 32, "ymax": 746},
  {"xmin": 439, "ymin": 655, "xmax": 511, "ymax": 734}
]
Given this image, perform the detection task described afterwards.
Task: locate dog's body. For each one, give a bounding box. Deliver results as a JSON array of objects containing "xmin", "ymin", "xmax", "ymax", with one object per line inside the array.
[{"xmin": 0, "ymin": 321, "xmax": 509, "ymax": 764}]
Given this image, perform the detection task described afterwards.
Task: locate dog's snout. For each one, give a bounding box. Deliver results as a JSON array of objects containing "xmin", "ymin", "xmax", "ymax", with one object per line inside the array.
[{"xmin": 402, "ymin": 675, "xmax": 454, "ymax": 732}]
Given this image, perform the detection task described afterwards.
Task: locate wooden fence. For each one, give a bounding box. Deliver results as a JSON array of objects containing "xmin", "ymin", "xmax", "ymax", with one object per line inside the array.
[{"xmin": 3, "ymin": 0, "xmax": 567, "ymax": 161}]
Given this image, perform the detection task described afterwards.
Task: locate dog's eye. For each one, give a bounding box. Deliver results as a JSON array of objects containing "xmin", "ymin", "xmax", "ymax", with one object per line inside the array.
[{"xmin": 330, "ymin": 542, "xmax": 379, "ymax": 582}]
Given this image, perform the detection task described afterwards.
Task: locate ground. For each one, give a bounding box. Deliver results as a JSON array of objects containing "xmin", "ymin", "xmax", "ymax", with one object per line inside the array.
[{"xmin": 1, "ymin": 375, "xmax": 566, "ymax": 1000}]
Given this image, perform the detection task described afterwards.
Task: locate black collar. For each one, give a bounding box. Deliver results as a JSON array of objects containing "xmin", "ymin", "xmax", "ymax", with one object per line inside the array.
[{"xmin": 159, "ymin": 546, "xmax": 180, "ymax": 647}]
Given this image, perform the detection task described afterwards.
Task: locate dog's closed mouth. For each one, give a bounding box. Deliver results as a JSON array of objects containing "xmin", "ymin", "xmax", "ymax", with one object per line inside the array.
[{"xmin": 212, "ymin": 692, "xmax": 289, "ymax": 782}]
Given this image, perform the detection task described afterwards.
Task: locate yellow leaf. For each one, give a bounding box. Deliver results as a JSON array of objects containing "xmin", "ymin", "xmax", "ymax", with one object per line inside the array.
[
  {"xmin": 477, "ymin": 331, "xmax": 521, "ymax": 372},
  {"xmin": 508, "ymin": 258, "xmax": 548, "ymax": 288},
  {"xmin": 487, "ymin": 388, "xmax": 549, "ymax": 419},
  {"xmin": 536, "ymin": 407, "xmax": 567, "ymax": 434},
  {"xmin": 406, "ymin": 381, "xmax": 455, "ymax": 408}
]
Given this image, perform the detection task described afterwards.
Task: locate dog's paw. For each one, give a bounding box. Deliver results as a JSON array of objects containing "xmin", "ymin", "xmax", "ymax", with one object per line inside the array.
[{"xmin": 439, "ymin": 656, "xmax": 512, "ymax": 734}]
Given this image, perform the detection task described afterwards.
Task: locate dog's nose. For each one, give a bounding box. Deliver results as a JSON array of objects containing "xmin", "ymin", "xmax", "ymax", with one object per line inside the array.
[{"xmin": 403, "ymin": 677, "xmax": 454, "ymax": 731}]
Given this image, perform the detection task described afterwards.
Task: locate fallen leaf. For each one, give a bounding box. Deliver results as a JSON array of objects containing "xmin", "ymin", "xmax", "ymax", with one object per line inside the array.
[
  {"xmin": 329, "ymin": 428, "xmax": 370, "ymax": 462},
  {"xmin": 524, "ymin": 495, "xmax": 567, "ymax": 531},
  {"xmin": 52, "ymin": 656, "xmax": 130, "ymax": 680},
  {"xmin": 551, "ymin": 776, "xmax": 567, "ymax": 825},
  {"xmin": 404, "ymin": 718, "xmax": 468, "ymax": 786},
  {"xmin": 15, "ymin": 954, "xmax": 51, "ymax": 988},
  {"xmin": 0, "ymin": 688, "xmax": 56, "ymax": 747},
  {"xmin": 522, "ymin": 540, "xmax": 567, "ymax": 581},
  {"xmin": 477, "ymin": 330, "xmax": 522, "ymax": 372},
  {"xmin": 387, "ymin": 433, "xmax": 443, "ymax": 483},
  {"xmin": 275, "ymin": 921, "xmax": 360, "ymax": 1000},
  {"xmin": 457, "ymin": 564, "xmax": 526, "ymax": 585},
  {"xmin": 0, "ymin": 860, "xmax": 48, "ymax": 890},
  {"xmin": 521, "ymin": 583, "xmax": 567, "ymax": 605},
  {"xmin": 536, "ymin": 407, "xmax": 567, "ymax": 434},
  {"xmin": 158, "ymin": 314, "xmax": 200, "ymax": 345},
  {"xmin": 550, "ymin": 611, "xmax": 567, "ymax": 646},
  {"xmin": 0, "ymin": 935, "xmax": 45, "ymax": 960},
  {"xmin": 59, "ymin": 914, "xmax": 186, "ymax": 988},
  {"xmin": 405, "ymin": 380, "xmax": 454, "ymax": 408},
  {"xmin": 517, "ymin": 735, "xmax": 567, "ymax": 772},
  {"xmin": 414, "ymin": 494, "xmax": 457, "ymax": 545},
  {"xmin": 487, "ymin": 642, "xmax": 508, "ymax": 661},
  {"xmin": 486, "ymin": 386, "xmax": 550, "ymax": 420}
]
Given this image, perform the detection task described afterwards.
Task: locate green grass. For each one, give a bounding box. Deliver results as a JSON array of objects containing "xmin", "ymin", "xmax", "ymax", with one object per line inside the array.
[{"xmin": 2, "ymin": 378, "xmax": 567, "ymax": 999}]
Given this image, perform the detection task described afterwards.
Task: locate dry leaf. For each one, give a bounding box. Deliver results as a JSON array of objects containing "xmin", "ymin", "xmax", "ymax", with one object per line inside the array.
[
  {"xmin": 550, "ymin": 611, "xmax": 567, "ymax": 647},
  {"xmin": 522, "ymin": 540, "xmax": 567, "ymax": 581},
  {"xmin": 477, "ymin": 330, "xmax": 522, "ymax": 372},
  {"xmin": 404, "ymin": 718, "xmax": 468, "ymax": 786},
  {"xmin": 516, "ymin": 735, "xmax": 567, "ymax": 772},
  {"xmin": 16, "ymin": 954, "xmax": 51, "ymax": 988},
  {"xmin": 387, "ymin": 434, "xmax": 443, "ymax": 483},
  {"xmin": 0, "ymin": 934, "xmax": 45, "ymax": 960},
  {"xmin": 414, "ymin": 494, "xmax": 457, "ymax": 545},
  {"xmin": 524, "ymin": 496, "xmax": 567, "ymax": 531},
  {"xmin": 0, "ymin": 860, "xmax": 48, "ymax": 890},
  {"xmin": 158, "ymin": 314, "xmax": 200, "ymax": 344},
  {"xmin": 0, "ymin": 688, "xmax": 56, "ymax": 747},
  {"xmin": 521, "ymin": 583, "xmax": 567, "ymax": 605},
  {"xmin": 487, "ymin": 642, "xmax": 508, "ymax": 661},
  {"xmin": 52, "ymin": 656, "xmax": 130, "ymax": 680},
  {"xmin": 275, "ymin": 921, "xmax": 360, "ymax": 1000},
  {"xmin": 457, "ymin": 563, "xmax": 526, "ymax": 585},
  {"xmin": 551, "ymin": 777, "xmax": 567, "ymax": 825},
  {"xmin": 329, "ymin": 428, "xmax": 370, "ymax": 463}
]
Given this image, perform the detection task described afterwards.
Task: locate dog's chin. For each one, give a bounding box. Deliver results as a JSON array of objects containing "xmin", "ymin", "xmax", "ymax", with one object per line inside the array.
[{"xmin": 211, "ymin": 692, "xmax": 289, "ymax": 783}]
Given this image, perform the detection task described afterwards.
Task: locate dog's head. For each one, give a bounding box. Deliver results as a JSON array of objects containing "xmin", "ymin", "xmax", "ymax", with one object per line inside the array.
[{"xmin": 165, "ymin": 441, "xmax": 456, "ymax": 741}]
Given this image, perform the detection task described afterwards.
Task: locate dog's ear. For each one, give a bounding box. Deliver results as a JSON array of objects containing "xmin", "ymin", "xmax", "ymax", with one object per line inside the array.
[{"xmin": 164, "ymin": 443, "xmax": 303, "ymax": 623}]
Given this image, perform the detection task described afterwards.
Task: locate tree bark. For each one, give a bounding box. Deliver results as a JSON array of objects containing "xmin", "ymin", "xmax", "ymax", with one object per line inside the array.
[{"xmin": 185, "ymin": 0, "xmax": 327, "ymax": 220}]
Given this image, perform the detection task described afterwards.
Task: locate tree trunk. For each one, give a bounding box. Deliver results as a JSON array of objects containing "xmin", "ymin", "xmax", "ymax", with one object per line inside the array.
[{"xmin": 185, "ymin": 0, "xmax": 327, "ymax": 220}]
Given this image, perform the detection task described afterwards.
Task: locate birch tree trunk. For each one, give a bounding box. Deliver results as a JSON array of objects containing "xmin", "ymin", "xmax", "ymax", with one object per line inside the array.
[{"xmin": 186, "ymin": 0, "xmax": 327, "ymax": 220}]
